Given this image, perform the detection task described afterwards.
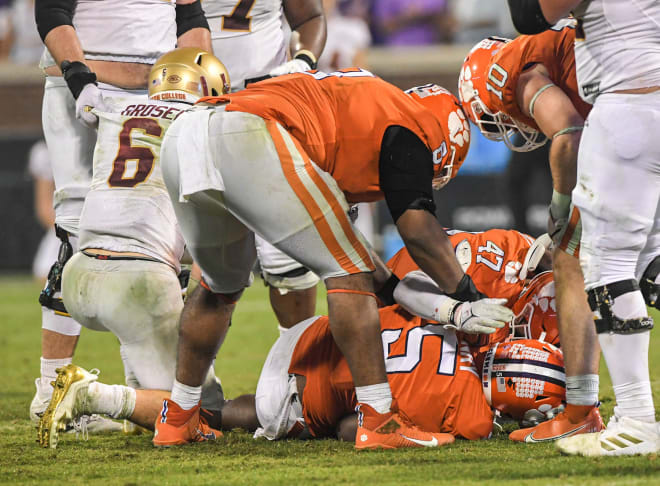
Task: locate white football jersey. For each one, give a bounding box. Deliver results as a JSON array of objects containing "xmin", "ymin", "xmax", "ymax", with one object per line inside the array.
[
  {"xmin": 79, "ymin": 98, "xmax": 188, "ymax": 271},
  {"xmin": 204, "ymin": 0, "xmax": 287, "ymax": 88},
  {"xmin": 573, "ymin": 0, "xmax": 660, "ymax": 103},
  {"xmin": 41, "ymin": 0, "xmax": 177, "ymax": 68}
]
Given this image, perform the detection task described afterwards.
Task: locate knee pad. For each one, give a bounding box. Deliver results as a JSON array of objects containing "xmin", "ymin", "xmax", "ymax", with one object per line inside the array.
[
  {"xmin": 587, "ymin": 280, "xmax": 654, "ymax": 334},
  {"xmin": 640, "ymin": 256, "xmax": 660, "ymax": 310},
  {"xmin": 262, "ymin": 266, "xmax": 320, "ymax": 293},
  {"xmin": 39, "ymin": 226, "xmax": 73, "ymax": 315}
]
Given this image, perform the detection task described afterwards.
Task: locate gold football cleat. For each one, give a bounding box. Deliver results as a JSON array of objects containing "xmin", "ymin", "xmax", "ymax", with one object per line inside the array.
[{"xmin": 37, "ymin": 364, "xmax": 97, "ymax": 449}]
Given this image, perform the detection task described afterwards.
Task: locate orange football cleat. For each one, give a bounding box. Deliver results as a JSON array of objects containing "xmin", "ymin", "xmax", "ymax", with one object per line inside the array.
[
  {"xmin": 153, "ymin": 399, "xmax": 222, "ymax": 447},
  {"xmin": 354, "ymin": 402, "xmax": 455, "ymax": 450},
  {"xmin": 509, "ymin": 405, "xmax": 604, "ymax": 443}
]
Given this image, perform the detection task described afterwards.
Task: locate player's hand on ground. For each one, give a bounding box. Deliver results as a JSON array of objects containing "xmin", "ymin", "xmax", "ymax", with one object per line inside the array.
[
  {"xmin": 76, "ymin": 84, "xmax": 107, "ymax": 128},
  {"xmin": 269, "ymin": 58, "xmax": 313, "ymax": 77},
  {"xmin": 446, "ymin": 298, "xmax": 513, "ymax": 334}
]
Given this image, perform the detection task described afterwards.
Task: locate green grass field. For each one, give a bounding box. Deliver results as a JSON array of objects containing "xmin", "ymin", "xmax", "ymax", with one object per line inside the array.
[{"xmin": 2, "ymin": 275, "xmax": 659, "ymax": 485}]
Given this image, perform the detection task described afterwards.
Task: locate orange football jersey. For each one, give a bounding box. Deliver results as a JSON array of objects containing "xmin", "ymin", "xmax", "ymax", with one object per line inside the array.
[
  {"xmin": 199, "ymin": 70, "xmax": 448, "ymax": 202},
  {"xmin": 388, "ymin": 228, "xmax": 534, "ymax": 307},
  {"xmin": 288, "ymin": 305, "xmax": 493, "ymax": 440},
  {"xmin": 489, "ymin": 24, "xmax": 592, "ymax": 131}
]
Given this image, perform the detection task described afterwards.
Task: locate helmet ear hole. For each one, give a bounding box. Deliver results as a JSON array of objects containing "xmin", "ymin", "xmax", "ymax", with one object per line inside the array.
[
  {"xmin": 211, "ymin": 88, "xmax": 219, "ymax": 96},
  {"xmin": 195, "ymin": 54, "xmax": 203, "ymax": 66}
]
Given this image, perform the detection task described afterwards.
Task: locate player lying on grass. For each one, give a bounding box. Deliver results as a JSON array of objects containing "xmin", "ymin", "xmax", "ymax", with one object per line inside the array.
[
  {"xmin": 37, "ymin": 48, "xmax": 230, "ymax": 449},
  {"xmin": 38, "ymin": 228, "xmax": 565, "ymax": 446},
  {"xmin": 458, "ymin": 21, "xmax": 605, "ymax": 443}
]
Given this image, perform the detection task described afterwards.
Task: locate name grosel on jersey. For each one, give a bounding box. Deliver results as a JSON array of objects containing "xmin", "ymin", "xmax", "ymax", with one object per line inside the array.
[{"xmin": 120, "ymin": 104, "xmax": 186, "ymax": 120}]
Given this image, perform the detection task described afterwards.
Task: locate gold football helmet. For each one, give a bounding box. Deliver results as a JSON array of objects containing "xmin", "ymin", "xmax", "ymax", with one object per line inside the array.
[{"xmin": 149, "ymin": 47, "xmax": 230, "ymax": 103}]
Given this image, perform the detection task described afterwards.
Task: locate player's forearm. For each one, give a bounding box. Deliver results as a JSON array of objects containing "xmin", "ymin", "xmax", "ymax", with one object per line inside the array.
[
  {"xmin": 393, "ymin": 271, "xmax": 459, "ymax": 324},
  {"xmin": 396, "ymin": 210, "xmax": 464, "ymax": 294},
  {"xmin": 43, "ymin": 25, "xmax": 85, "ymax": 66},
  {"xmin": 290, "ymin": 15, "xmax": 326, "ymax": 60},
  {"xmin": 549, "ymin": 131, "xmax": 580, "ymax": 194},
  {"xmin": 284, "ymin": 0, "xmax": 326, "ymax": 60},
  {"xmin": 177, "ymin": 27, "xmax": 212, "ymax": 51}
]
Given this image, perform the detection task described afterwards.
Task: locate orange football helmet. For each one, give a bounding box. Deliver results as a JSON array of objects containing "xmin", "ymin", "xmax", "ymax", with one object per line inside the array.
[
  {"xmin": 511, "ymin": 271, "xmax": 560, "ymax": 345},
  {"xmin": 482, "ymin": 339, "xmax": 565, "ymax": 421},
  {"xmin": 406, "ymin": 84, "xmax": 470, "ymax": 189},
  {"xmin": 458, "ymin": 37, "xmax": 546, "ymax": 152}
]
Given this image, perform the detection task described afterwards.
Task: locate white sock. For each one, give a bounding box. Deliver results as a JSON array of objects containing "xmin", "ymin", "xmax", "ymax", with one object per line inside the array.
[
  {"xmin": 565, "ymin": 374, "xmax": 599, "ymax": 406},
  {"xmin": 355, "ymin": 382, "xmax": 392, "ymax": 414},
  {"xmin": 613, "ymin": 382, "xmax": 656, "ymax": 423},
  {"xmin": 171, "ymin": 379, "xmax": 202, "ymax": 410},
  {"xmin": 598, "ymin": 290, "xmax": 655, "ymax": 422},
  {"xmin": 87, "ymin": 382, "xmax": 136, "ymax": 419},
  {"xmin": 40, "ymin": 357, "xmax": 72, "ymax": 391}
]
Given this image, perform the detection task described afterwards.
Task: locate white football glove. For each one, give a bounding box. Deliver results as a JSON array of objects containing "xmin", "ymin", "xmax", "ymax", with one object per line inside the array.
[
  {"xmin": 445, "ymin": 298, "xmax": 513, "ymax": 335},
  {"xmin": 269, "ymin": 58, "xmax": 313, "ymax": 77},
  {"xmin": 76, "ymin": 83, "xmax": 107, "ymax": 129}
]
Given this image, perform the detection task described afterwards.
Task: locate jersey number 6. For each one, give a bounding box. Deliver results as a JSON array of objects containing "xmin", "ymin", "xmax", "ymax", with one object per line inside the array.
[{"xmin": 108, "ymin": 118, "xmax": 163, "ymax": 188}]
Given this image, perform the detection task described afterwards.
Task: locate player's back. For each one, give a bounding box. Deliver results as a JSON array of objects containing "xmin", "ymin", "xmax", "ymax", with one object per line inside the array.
[
  {"xmin": 288, "ymin": 305, "xmax": 492, "ymax": 440},
  {"xmin": 573, "ymin": 0, "xmax": 660, "ymax": 103},
  {"xmin": 489, "ymin": 20, "xmax": 591, "ymax": 129},
  {"xmin": 204, "ymin": 0, "xmax": 286, "ymax": 88},
  {"xmin": 212, "ymin": 70, "xmax": 447, "ymax": 202},
  {"xmin": 388, "ymin": 228, "xmax": 534, "ymax": 307},
  {"xmin": 79, "ymin": 99, "xmax": 188, "ymax": 271}
]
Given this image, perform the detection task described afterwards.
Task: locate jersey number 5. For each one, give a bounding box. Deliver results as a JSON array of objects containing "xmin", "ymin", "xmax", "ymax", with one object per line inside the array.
[
  {"xmin": 381, "ymin": 324, "xmax": 457, "ymax": 376},
  {"xmin": 108, "ymin": 118, "xmax": 162, "ymax": 188}
]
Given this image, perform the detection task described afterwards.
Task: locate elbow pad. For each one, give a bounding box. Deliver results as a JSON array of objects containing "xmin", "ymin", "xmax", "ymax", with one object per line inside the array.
[
  {"xmin": 507, "ymin": 0, "xmax": 552, "ymax": 35},
  {"xmin": 35, "ymin": 0, "xmax": 75, "ymax": 42},
  {"xmin": 176, "ymin": 1, "xmax": 210, "ymax": 38}
]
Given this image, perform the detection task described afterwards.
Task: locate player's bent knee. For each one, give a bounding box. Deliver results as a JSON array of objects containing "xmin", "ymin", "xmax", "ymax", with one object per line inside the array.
[
  {"xmin": 640, "ymin": 256, "xmax": 660, "ymax": 310},
  {"xmin": 587, "ymin": 280, "xmax": 654, "ymax": 334}
]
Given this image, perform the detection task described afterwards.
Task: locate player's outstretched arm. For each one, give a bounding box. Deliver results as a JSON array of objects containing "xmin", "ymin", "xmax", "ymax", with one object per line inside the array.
[{"xmin": 516, "ymin": 64, "xmax": 584, "ymax": 245}]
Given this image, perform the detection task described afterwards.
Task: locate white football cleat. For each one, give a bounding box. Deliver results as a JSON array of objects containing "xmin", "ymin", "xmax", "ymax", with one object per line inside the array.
[{"xmin": 556, "ymin": 415, "xmax": 660, "ymax": 456}]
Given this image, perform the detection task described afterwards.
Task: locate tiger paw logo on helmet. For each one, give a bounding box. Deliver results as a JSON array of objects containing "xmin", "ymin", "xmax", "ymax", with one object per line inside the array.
[{"xmin": 448, "ymin": 109, "xmax": 470, "ymax": 148}]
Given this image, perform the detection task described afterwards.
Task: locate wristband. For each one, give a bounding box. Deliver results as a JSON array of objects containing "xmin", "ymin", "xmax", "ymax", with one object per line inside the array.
[
  {"xmin": 293, "ymin": 49, "xmax": 318, "ymax": 70},
  {"xmin": 61, "ymin": 60, "xmax": 97, "ymax": 99}
]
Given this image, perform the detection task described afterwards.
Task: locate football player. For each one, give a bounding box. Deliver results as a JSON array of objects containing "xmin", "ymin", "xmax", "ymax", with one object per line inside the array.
[
  {"xmin": 202, "ymin": 0, "xmax": 327, "ymax": 330},
  {"xmin": 31, "ymin": 0, "xmax": 212, "ymax": 430},
  {"xmin": 506, "ymin": 0, "xmax": 660, "ymax": 457},
  {"xmin": 458, "ymin": 23, "xmax": 605, "ymax": 443},
  {"xmin": 37, "ymin": 48, "xmax": 229, "ymax": 449},
  {"xmin": 153, "ymin": 73, "xmax": 508, "ymax": 449}
]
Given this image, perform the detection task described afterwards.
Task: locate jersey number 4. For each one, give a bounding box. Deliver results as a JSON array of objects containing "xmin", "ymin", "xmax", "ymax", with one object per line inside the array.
[
  {"xmin": 381, "ymin": 324, "xmax": 458, "ymax": 376},
  {"xmin": 108, "ymin": 118, "xmax": 162, "ymax": 188}
]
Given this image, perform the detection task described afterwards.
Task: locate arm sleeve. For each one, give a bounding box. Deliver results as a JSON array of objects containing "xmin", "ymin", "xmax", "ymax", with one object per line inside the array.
[
  {"xmin": 378, "ymin": 125, "xmax": 436, "ymax": 223},
  {"xmin": 393, "ymin": 270, "xmax": 459, "ymax": 325},
  {"xmin": 506, "ymin": 0, "xmax": 552, "ymax": 35},
  {"xmin": 35, "ymin": 0, "xmax": 76, "ymax": 42},
  {"xmin": 175, "ymin": 0, "xmax": 210, "ymax": 38}
]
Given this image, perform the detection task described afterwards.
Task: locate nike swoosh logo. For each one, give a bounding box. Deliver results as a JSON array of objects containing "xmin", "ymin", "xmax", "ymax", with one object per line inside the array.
[
  {"xmin": 524, "ymin": 424, "xmax": 588, "ymax": 443},
  {"xmin": 400, "ymin": 434, "xmax": 438, "ymax": 447}
]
